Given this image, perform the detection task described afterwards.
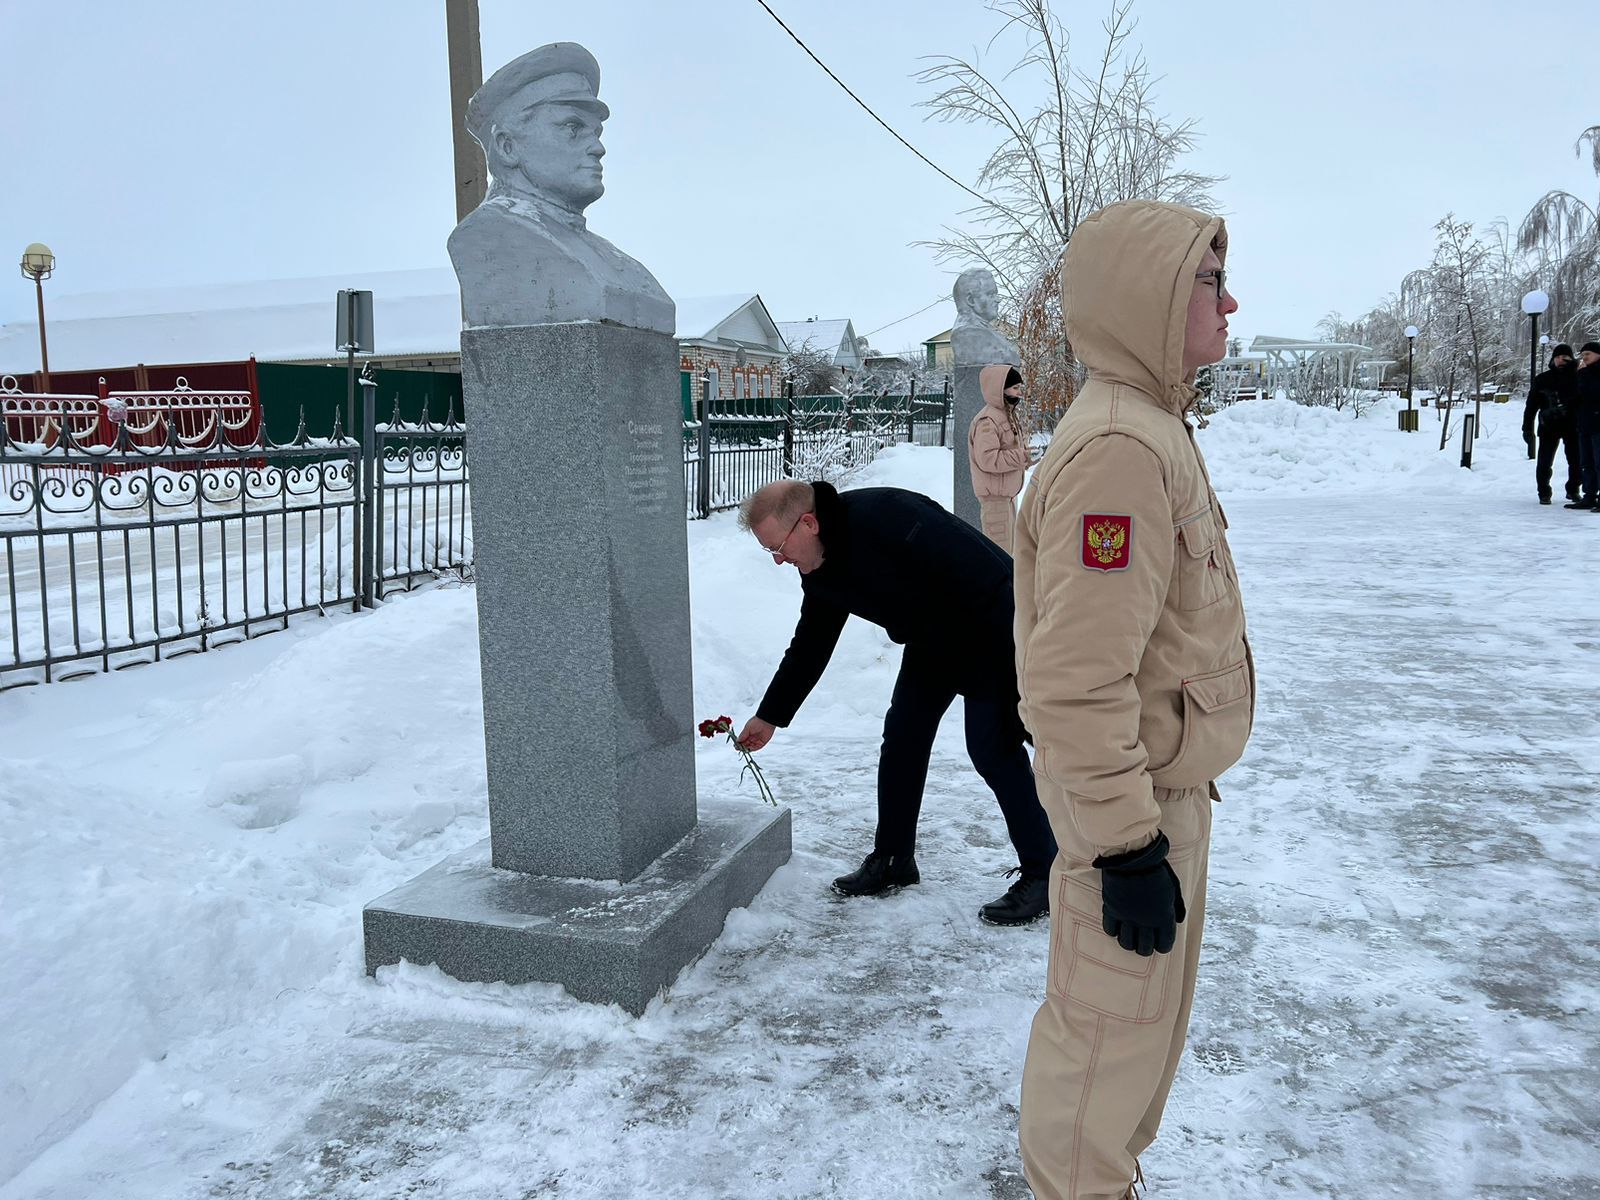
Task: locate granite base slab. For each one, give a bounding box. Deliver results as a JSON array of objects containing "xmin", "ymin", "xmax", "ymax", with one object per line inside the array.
[
  {"xmin": 363, "ymin": 802, "xmax": 792, "ymax": 1015},
  {"xmin": 952, "ymin": 363, "xmax": 986, "ymax": 533}
]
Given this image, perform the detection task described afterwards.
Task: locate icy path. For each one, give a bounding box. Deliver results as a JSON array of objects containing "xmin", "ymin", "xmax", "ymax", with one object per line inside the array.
[{"xmin": 4, "ymin": 422, "xmax": 1599, "ymax": 1198}]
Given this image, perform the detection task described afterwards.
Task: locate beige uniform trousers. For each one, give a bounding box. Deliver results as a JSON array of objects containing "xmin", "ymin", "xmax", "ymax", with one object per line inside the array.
[
  {"xmin": 979, "ymin": 495, "xmax": 1018, "ymax": 555},
  {"xmin": 1019, "ymin": 784, "xmax": 1213, "ymax": 1200}
]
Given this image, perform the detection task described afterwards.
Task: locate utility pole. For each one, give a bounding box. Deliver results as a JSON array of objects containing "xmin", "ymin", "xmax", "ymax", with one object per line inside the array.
[{"xmin": 446, "ymin": 0, "xmax": 486, "ymax": 222}]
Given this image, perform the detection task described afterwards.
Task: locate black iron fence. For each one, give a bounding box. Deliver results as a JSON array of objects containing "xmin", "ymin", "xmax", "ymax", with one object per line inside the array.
[
  {"xmin": 683, "ymin": 379, "xmax": 952, "ymax": 519},
  {"xmin": 2, "ymin": 364, "xmax": 955, "ymax": 685},
  {"xmin": 0, "ymin": 375, "xmax": 468, "ymax": 690}
]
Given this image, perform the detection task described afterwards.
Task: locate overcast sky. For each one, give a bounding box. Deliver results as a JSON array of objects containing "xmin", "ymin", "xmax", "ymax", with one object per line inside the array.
[{"xmin": 1, "ymin": 0, "xmax": 1594, "ymax": 355}]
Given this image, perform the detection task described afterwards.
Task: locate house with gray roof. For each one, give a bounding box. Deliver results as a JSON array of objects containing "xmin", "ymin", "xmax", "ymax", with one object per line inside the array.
[
  {"xmin": 674, "ymin": 293, "xmax": 788, "ymax": 405},
  {"xmin": 776, "ymin": 318, "xmax": 863, "ymax": 372}
]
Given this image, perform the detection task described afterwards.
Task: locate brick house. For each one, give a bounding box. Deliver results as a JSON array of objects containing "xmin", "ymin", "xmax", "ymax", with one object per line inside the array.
[{"xmin": 675, "ymin": 294, "xmax": 789, "ymax": 412}]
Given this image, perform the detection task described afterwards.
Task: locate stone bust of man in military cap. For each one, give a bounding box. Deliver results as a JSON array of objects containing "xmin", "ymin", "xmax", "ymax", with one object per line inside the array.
[{"xmin": 448, "ymin": 42, "xmax": 674, "ymax": 334}]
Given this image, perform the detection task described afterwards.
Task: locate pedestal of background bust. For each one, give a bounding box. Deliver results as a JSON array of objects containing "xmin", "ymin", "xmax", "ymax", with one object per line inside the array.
[
  {"xmin": 363, "ymin": 322, "xmax": 791, "ymax": 1015},
  {"xmin": 951, "ymin": 365, "xmax": 986, "ymax": 533}
]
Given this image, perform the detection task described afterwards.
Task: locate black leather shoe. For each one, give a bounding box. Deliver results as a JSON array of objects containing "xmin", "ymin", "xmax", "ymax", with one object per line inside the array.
[
  {"xmin": 979, "ymin": 873, "xmax": 1050, "ymax": 926},
  {"xmin": 1565, "ymin": 497, "xmax": 1595, "ymax": 509},
  {"xmin": 1540, "ymin": 496, "xmax": 1553, "ymax": 505},
  {"xmin": 832, "ymin": 850, "xmax": 919, "ymax": 897}
]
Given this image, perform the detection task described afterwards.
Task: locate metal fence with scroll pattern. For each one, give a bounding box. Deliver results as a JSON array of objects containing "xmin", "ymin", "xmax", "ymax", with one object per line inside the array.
[{"xmin": 0, "ymin": 376, "xmax": 468, "ymax": 690}]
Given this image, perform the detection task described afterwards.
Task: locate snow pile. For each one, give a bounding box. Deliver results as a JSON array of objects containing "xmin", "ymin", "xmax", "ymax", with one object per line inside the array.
[
  {"xmin": 0, "ymin": 587, "xmax": 491, "ymax": 1180},
  {"xmin": 1197, "ymin": 392, "xmax": 1526, "ymax": 496}
]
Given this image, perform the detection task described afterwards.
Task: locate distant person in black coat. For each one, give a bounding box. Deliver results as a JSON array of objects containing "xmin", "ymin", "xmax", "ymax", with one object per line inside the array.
[
  {"xmin": 735, "ymin": 479, "xmax": 1057, "ymax": 925},
  {"xmin": 1570, "ymin": 342, "xmax": 1600, "ymax": 510},
  {"xmin": 1524, "ymin": 344, "xmax": 1580, "ymax": 505}
]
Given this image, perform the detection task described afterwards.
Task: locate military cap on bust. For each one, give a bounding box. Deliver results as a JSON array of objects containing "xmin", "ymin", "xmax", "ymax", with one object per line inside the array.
[{"xmin": 465, "ymin": 42, "xmax": 609, "ymax": 148}]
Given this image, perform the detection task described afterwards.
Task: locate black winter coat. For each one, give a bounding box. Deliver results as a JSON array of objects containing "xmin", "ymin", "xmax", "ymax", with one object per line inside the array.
[
  {"xmin": 755, "ymin": 482, "xmax": 1017, "ymax": 727},
  {"xmin": 1524, "ymin": 360, "xmax": 1577, "ymax": 436},
  {"xmin": 1576, "ymin": 362, "xmax": 1600, "ymax": 418}
]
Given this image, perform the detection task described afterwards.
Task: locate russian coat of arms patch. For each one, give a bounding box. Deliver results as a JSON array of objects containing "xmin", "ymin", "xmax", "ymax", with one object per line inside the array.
[{"xmin": 1081, "ymin": 513, "xmax": 1132, "ymax": 572}]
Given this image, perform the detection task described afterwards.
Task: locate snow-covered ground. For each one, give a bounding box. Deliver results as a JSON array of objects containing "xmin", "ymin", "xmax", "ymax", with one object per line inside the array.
[{"xmin": 3, "ymin": 395, "xmax": 1598, "ymax": 1198}]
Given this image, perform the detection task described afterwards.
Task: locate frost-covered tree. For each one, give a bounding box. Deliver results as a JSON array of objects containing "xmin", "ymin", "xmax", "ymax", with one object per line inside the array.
[
  {"xmin": 1318, "ymin": 299, "xmax": 1409, "ymax": 376},
  {"xmin": 1012, "ymin": 273, "xmax": 1084, "ymax": 436},
  {"xmin": 1283, "ymin": 353, "xmax": 1377, "ymax": 417},
  {"xmin": 1518, "ymin": 125, "xmax": 1600, "ymax": 341},
  {"xmin": 1401, "ymin": 216, "xmax": 1499, "ymax": 408},
  {"xmin": 782, "ymin": 344, "xmax": 843, "ymax": 398},
  {"xmin": 857, "ymin": 349, "xmax": 932, "ymax": 396},
  {"xmin": 917, "ymin": 0, "xmax": 1221, "ymax": 311},
  {"xmin": 1336, "ymin": 128, "xmax": 1596, "ymax": 410},
  {"xmin": 916, "ymin": 0, "xmax": 1219, "ymax": 419}
]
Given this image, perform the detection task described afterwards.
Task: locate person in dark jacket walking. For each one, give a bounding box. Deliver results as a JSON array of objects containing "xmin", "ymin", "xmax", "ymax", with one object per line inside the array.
[
  {"xmin": 1524, "ymin": 344, "xmax": 1580, "ymax": 505},
  {"xmin": 1571, "ymin": 342, "xmax": 1600, "ymax": 510},
  {"xmin": 735, "ymin": 478, "xmax": 1057, "ymax": 925}
]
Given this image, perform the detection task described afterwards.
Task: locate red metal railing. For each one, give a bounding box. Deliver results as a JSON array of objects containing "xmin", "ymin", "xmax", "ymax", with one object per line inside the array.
[{"xmin": 1, "ymin": 373, "xmax": 263, "ymax": 484}]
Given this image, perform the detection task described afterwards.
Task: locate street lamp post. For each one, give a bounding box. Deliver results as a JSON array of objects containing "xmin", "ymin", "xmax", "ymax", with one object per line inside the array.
[
  {"xmin": 1521, "ymin": 290, "xmax": 1549, "ymax": 461},
  {"xmin": 1401, "ymin": 324, "xmax": 1419, "ymax": 431},
  {"xmin": 19, "ymin": 243, "xmax": 55, "ymax": 392}
]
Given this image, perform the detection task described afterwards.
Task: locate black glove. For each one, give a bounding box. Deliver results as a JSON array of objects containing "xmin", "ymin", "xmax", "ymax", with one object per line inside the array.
[{"xmin": 1093, "ymin": 831, "xmax": 1186, "ymax": 956}]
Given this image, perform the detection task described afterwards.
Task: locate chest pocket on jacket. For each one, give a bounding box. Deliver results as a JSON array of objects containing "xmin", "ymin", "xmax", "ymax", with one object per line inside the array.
[{"xmin": 1174, "ymin": 509, "xmax": 1225, "ymax": 612}]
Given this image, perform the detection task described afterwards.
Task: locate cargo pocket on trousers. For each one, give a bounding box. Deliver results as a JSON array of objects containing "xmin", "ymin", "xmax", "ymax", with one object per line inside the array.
[
  {"xmin": 1174, "ymin": 510, "xmax": 1225, "ymax": 612},
  {"xmin": 1049, "ymin": 874, "xmax": 1177, "ymax": 1024}
]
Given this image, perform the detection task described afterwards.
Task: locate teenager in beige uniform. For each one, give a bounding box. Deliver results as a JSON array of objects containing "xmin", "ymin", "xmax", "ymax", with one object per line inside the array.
[
  {"xmin": 1013, "ymin": 199, "xmax": 1254, "ymax": 1199},
  {"xmin": 969, "ymin": 364, "xmax": 1029, "ymax": 552}
]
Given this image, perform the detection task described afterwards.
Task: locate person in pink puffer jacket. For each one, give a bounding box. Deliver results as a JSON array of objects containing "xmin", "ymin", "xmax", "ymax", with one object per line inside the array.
[{"xmin": 968, "ymin": 364, "xmax": 1029, "ymax": 552}]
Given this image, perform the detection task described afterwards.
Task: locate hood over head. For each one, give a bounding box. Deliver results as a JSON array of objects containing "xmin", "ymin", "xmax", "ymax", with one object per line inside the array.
[
  {"xmin": 1061, "ymin": 199, "xmax": 1228, "ymax": 415},
  {"xmin": 979, "ymin": 363, "xmax": 1014, "ymax": 411}
]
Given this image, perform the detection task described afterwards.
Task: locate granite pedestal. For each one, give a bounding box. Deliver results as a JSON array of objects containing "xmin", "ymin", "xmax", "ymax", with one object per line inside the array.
[
  {"xmin": 363, "ymin": 321, "xmax": 790, "ymax": 1012},
  {"xmin": 952, "ymin": 363, "xmax": 987, "ymax": 534}
]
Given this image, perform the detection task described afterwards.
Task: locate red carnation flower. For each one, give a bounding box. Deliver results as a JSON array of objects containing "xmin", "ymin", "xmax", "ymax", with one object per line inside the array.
[{"xmin": 694, "ymin": 713, "xmax": 777, "ymax": 806}]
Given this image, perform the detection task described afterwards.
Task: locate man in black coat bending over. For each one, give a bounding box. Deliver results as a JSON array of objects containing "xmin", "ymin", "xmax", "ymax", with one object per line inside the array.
[{"xmin": 735, "ymin": 478, "xmax": 1056, "ymax": 925}]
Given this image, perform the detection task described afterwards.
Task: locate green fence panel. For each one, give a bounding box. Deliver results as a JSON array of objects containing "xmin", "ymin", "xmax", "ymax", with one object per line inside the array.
[{"xmin": 255, "ymin": 363, "xmax": 465, "ymax": 444}]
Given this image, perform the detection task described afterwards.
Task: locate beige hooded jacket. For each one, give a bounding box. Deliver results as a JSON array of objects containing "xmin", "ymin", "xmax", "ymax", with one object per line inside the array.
[
  {"xmin": 1014, "ymin": 200, "xmax": 1254, "ymax": 856},
  {"xmin": 968, "ymin": 364, "xmax": 1029, "ymax": 499}
]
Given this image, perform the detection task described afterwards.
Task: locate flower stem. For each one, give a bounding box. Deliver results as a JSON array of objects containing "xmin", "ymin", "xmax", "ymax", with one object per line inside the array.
[{"xmin": 726, "ymin": 731, "xmax": 777, "ymax": 806}]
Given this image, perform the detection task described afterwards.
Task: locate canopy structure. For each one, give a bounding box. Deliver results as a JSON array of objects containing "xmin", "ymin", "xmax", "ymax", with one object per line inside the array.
[
  {"xmin": 1207, "ymin": 355, "xmax": 1269, "ymax": 402},
  {"xmin": 1355, "ymin": 359, "xmax": 1398, "ymax": 388},
  {"xmin": 1249, "ymin": 335, "xmax": 1376, "ymax": 393}
]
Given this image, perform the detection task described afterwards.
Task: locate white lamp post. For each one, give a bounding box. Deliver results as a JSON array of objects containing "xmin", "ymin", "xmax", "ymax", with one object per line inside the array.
[
  {"xmin": 1522, "ymin": 291, "xmax": 1550, "ymax": 454},
  {"xmin": 19, "ymin": 243, "xmax": 55, "ymax": 391}
]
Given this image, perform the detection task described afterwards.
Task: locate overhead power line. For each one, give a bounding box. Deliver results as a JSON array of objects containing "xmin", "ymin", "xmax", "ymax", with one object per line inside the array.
[
  {"xmin": 864, "ymin": 295, "xmax": 950, "ymax": 340},
  {"xmin": 753, "ymin": 0, "xmax": 992, "ymax": 210}
]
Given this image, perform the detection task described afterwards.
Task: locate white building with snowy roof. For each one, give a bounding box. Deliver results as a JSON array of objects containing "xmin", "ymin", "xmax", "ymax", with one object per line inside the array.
[
  {"xmin": 0, "ymin": 268, "xmax": 466, "ymax": 381},
  {"xmin": 674, "ymin": 293, "xmax": 789, "ymax": 406},
  {"xmin": 775, "ymin": 318, "xmax": 863, "ymax": 371},
  {"xmin": 0, "ymin": 272, "xmax": 815, "ymax": 426}
]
